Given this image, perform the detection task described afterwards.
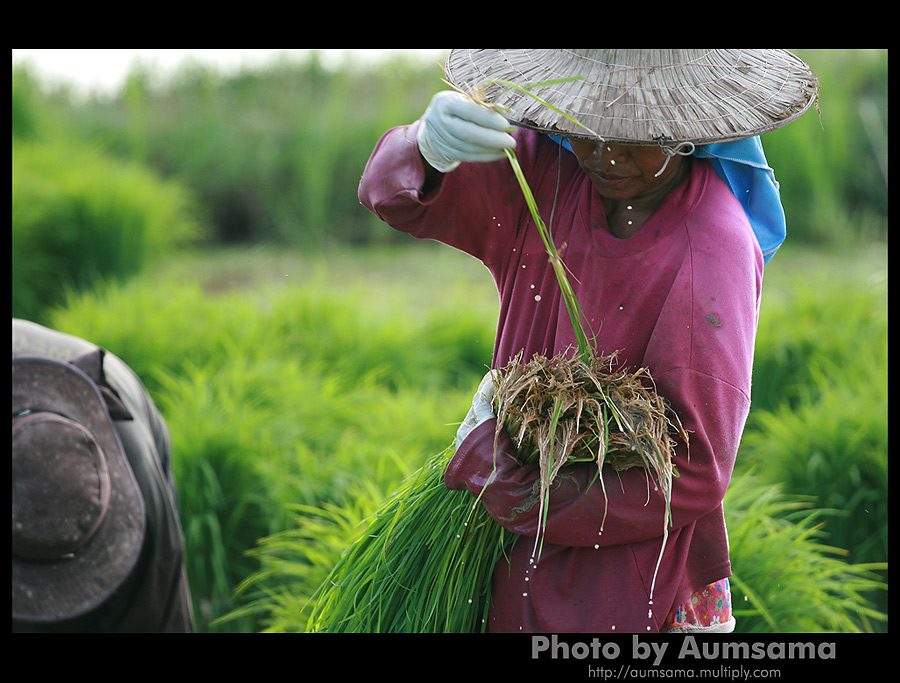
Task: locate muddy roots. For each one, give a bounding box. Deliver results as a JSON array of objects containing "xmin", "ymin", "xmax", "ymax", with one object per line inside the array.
[{"xmin": 494, "ymin": 349, "xmax": 688, "ymax": 504}]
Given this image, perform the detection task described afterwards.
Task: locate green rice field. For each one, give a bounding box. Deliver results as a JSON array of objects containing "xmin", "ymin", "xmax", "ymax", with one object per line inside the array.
[{"xmin": 41, "ymin": 240, "xmax": 887, "ymax": 634}]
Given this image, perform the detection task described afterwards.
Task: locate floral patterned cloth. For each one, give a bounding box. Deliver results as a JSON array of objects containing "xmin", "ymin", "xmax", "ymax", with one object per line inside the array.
[{"xmin": 662, "ymin": 578, "xmax": 734, "ymax": 632}]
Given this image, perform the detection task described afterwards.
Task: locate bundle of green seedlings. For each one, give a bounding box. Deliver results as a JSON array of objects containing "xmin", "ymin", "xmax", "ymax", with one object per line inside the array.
[
  {"xmin": 306, "ymin": 444, "xmax": 510, "ymax": 632},
  {"xmin": 306, "ymin": 76, "xmax": 687, "ymax": 632}
]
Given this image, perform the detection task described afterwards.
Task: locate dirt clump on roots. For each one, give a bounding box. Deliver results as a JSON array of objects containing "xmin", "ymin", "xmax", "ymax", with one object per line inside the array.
[{"xmin": 493, "ymin": 349, "xmax": 689, "ymax": 518}]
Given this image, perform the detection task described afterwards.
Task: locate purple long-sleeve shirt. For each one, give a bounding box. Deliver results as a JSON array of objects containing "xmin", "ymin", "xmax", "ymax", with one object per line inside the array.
[{"xmin": 359, "ymin": 122, "xmax": 763, "ymax": 633}]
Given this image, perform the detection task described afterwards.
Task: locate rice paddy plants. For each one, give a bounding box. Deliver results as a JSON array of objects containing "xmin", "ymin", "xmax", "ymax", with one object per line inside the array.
[
  {"xmin": 45, "ymin": 264, "xmax": 488, "ymax": 632},
  {"xmin": 222, "ymin": 481, "xmax": 388, "ymax": 632},
  {"xmin": 724, "ymin": 471, "xmax": 886, "ymax": 633},
  {"xmin": 12, "ymin": 137, "xmax": 202, "ymax": 322},
  {"xmin": 33, "ymin": 243, "xmax": 886, "ymax": 633}
]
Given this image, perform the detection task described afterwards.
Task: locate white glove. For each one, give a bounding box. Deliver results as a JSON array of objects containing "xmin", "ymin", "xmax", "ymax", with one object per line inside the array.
[
  {"xmin": 456, "ymin": 370, "xmax": 498, "ymax": 446},
  {"xmin": 416, "ymin": 91, "xmax": 516, "ymax": 173}
]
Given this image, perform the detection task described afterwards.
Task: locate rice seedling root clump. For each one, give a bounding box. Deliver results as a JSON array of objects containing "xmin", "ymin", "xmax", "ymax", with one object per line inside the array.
[
  {"xmin": 496, "ymin": 349, "xmax": 686, "ymax": 478},
  {"xmin": 492, "ymin": 348, "xmax": 688, "ymax": 561}
]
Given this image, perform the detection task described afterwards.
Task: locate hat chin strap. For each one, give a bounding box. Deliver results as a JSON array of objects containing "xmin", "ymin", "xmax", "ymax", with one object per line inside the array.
[{"xmin": 654, "ymin": 141, "xmax": 696, "ymax": 177}]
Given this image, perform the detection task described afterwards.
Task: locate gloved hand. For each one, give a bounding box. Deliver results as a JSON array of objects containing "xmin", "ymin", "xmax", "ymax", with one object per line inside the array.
[
  {"xmin": 456, "ymin": 370, "xmax": 498, "ymax": 447},
  {"xmin": 417, "ymin": 91, "xmax": 516, "ymax": 173}
]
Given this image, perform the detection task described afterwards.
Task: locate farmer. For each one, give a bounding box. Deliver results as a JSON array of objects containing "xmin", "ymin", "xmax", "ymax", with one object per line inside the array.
[
  {"xmin": 358, "ymin": 50, "xmax": 817, "ymax": 633},
  {"xmin": 13, "ymin": 318, "xmax": 195, "ymax": 632}
]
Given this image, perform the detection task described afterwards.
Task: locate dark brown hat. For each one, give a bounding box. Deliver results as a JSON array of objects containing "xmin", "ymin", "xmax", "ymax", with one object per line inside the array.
[
  {"xmin": 445, "ymin": 49, "xmax": 818, "ymax": 145},
  {"xmin": 12, "ymin": 356, "xmax": 145, "ymax": 623}
]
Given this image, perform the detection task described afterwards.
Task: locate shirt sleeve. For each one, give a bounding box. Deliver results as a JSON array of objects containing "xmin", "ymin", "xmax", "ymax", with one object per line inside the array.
[{"xmin": 358, "ymin": 121, "xmax": 532, "ymax": 267}]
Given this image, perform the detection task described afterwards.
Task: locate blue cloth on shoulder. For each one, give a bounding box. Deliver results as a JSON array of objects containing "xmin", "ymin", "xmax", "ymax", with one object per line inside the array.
[
  {"xmin": 694, "ymin": 137, "xmax": 786, "ymax": 264},
  {"xmin": 548, "ymin": 134, "xmax": 786, "ymax": 264}
]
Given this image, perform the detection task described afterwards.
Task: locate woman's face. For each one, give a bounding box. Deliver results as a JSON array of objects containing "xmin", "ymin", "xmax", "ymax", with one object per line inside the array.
[{"xmin": 567, "ymin": 139, "xmax": 688, "ymax": 204}]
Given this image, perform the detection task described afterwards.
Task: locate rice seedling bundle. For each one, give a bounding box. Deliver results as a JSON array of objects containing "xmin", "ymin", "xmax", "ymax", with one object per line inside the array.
[
  {"xmin": 306, "ymin": 445, "xmax": 510, "ymax": 632},
  {"xmin": 307, "ymin": 75, "xmax": 687, "ymax": 632},
  {"xmin": 307, "ymin": 349, "xmax": 685, "ymax": 632}
]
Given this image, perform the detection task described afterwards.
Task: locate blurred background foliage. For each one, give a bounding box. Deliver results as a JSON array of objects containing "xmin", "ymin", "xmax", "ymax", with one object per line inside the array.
[
  {"xmin": 11, "ymin": 49, "xmax": 887, "ymax": 633},
  {"xmin": 14, "ymin": 50, "xmax": 886, "ymax": 250}
]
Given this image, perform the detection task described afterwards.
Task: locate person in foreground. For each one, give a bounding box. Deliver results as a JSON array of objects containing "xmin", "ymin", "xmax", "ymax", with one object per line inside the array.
[
  {"xmin": 13, "ymin": 318, "xmax": 195, "ymax": 632},
  {"xmin": 358, "ymin": 50, "xmax": 817, "ymax": 633}
]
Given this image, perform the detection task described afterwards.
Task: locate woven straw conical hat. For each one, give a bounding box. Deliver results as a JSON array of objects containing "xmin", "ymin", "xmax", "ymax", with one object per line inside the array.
[{"xmin": 445, "ymin": 49, "xmax": 818, "ymax": 145}]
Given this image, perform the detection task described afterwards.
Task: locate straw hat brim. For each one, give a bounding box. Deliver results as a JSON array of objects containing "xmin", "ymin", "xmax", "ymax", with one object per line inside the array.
[{"xmin": 445, "ymin": 49, "xmax": 818, "ymax": 145}]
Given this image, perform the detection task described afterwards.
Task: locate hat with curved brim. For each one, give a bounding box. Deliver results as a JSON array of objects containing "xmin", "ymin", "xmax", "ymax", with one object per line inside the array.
[
  {"xmin": 12, "ymin": 356, "xmax": 146, "ymax": 623},
  {"xmin": 445, "ymin": 49, "xmax": 818, "ymax": 145}
]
